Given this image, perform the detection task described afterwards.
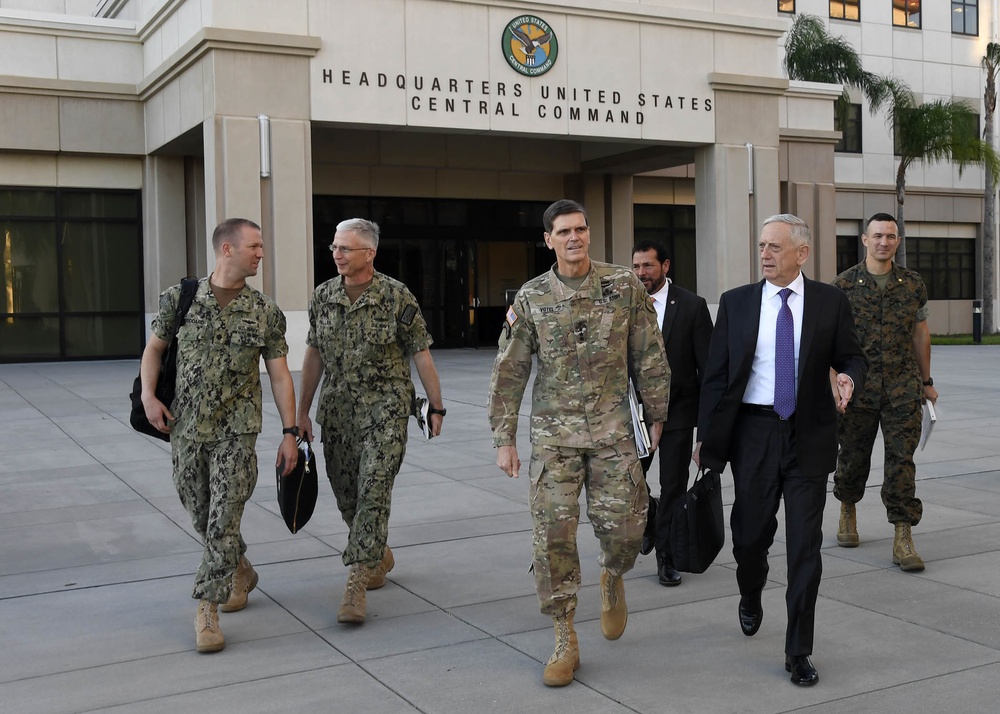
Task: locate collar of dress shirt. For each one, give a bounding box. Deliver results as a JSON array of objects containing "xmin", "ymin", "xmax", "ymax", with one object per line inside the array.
[
  {"xmin": 764, "ymin": 272, "xmax": 805, "ymax": 300},
  {"xmin": 650, "ymin": 277, "xmax": 671, "ymax": 304}
]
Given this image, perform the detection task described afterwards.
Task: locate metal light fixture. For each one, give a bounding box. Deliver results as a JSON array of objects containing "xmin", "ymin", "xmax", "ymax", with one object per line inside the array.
[{"xmin": 258, "ymin": 114, "xmax": 271, "ymax": 178}]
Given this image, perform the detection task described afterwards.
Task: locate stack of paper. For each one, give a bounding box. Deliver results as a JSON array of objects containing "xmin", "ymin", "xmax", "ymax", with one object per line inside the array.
[
  {"xmin": 628, "ymin": 379, "xmax": 651, "ymax": 458},
  {"xmin": 918, "ymin": 401, "xmax": 937, "ymax": 451}
]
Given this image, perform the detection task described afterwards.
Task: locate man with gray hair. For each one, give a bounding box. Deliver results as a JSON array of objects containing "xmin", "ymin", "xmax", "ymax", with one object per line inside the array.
[
  {"xmin": 695, "ymin": 214, "xmax": 867, "ymax": 686},
  {"xmin": 297, "ymin": 218, "xmax": 444, "ymax": 625}
]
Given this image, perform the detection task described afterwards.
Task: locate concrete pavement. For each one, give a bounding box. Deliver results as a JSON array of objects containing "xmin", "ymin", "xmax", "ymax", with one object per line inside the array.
[{"xmin": 1, "ymin": 345, "xmax": 999, "ymax": 713}]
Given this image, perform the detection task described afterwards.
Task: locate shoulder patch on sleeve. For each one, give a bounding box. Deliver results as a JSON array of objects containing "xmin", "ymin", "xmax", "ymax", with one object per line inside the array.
[
  {"xmin": 506, "ymin": 305, "xmax": 519, "ymax": 328},
  {"xmin": 400, "ymin": 304, "xmax": 418, "ymax": 326}
]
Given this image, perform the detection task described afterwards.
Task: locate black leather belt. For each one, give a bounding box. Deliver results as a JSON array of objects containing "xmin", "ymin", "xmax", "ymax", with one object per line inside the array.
[{"xmin": 741, "ymin": 403, "xmax": 793, "ymax": 421}]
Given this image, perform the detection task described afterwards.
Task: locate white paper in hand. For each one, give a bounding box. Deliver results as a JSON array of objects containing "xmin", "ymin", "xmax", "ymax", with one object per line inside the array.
[
  {"xmin": 414, "ymin": 396, "xmax": 432, "ymax": 440},
  {"xmin": 918, "ymin": 401, "xmax": 937, "ymax": 451}
]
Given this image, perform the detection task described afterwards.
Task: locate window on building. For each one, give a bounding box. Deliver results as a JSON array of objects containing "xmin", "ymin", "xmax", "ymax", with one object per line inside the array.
[
  {"xmin": 778, "ymin": 0, "xmax": 795, "ymax": 13},
  {"xmin": 910, "ymin": 237, "xmax": 975, "ymax": 299},
  {"xmin": 952, "ymin": 111, "xmax": 981, "ymax": 162},
  {"xmin": 893, "ymin": 0, "xmax": 921, "ymax": 28},
  {"xmin": 952, "ymin": 0, "xmax": 978, "ymax": 35},
  {"xmin": 830, "ymin": 0, "xmax": 860, "ymax": 21},
  {"xmin": 835, "ymin": 103, "xmax": 863, "ymax": 153},
  {"xmin": 0, "ymin": 188, "xmax": 144, "ymax": 361},
  {"xmin": 837, "ymin": 235, "xmax": 862, "ymax": 273}
]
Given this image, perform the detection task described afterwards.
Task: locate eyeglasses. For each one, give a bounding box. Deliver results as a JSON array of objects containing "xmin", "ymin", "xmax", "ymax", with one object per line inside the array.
[{"xmin": 329, "ymin": 244, "xmax": 370, "ymax": 254}]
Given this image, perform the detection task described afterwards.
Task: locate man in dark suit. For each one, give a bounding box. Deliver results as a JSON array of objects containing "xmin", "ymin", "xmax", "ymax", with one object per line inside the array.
[
  {"xmin": 694, "ymin": 214, "xmax": 866, "ymax": 687},
  {"xmin": 632, "ymin": 241, "xmax": 713, "ymax": 586}
]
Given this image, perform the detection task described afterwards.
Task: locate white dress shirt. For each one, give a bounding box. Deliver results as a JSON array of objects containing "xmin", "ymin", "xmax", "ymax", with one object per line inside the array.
[
  {"xmin": 743, "ymin": 272, "xmax": 805, "ymax": 406},
  {"xmin": 648, "ymin": 279, "xmax": 670, "ymax": 329}
]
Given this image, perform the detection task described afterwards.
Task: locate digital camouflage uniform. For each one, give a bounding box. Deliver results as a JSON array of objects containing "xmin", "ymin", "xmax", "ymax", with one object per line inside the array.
[
  {"xmin": 152, "ymin": 278, "xmax": 288, "ymax": 603},
  {"xmin": 833, "ymin": 262, "xmax": 927, "ymax": 525},
  {"xmin": 488, "ymin": 261, "xmax": 670, "ymax": 617},
  {"xmin": 307, "ymin": 271, "xmax": 432, "ymax": 567}
]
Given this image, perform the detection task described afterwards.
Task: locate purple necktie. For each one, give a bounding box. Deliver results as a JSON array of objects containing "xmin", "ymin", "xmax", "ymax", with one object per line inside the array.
[{"xmin": 774, "ymin": 287, "xmax": 795, "ymax": 419}]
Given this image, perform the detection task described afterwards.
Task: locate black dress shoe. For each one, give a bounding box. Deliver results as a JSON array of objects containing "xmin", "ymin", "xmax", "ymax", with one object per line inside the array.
[
  {"xmin": 640, "ymin": 497, "xmax": 658, "ymax": 555},
  {"xmin": 785, "ymin": 655, "xmax": 819, "ymax": 686},
  {"xmin": 656, "ymin": 551, "xmax": 682, "ymax": 586},
  {"xmin": 738, "ymin": 593, "xmax": 763, "ymax": 636}
]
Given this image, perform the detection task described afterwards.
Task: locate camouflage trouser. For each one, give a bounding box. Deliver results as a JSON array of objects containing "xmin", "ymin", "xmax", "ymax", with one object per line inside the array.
[
  {"xmin": 834, "ymin": 399, "xmax": 923, "ymax": 525},
  {"xmin": 528, "ymin": 438, "xmax": 647, "ymax": 618},
  {"xmin": 321, "ymin": 417, "xmax": 408, "ymax": 567},
  {"xmin": 171, "ymin": 433, "xmax": 259, "ymax": 602}
]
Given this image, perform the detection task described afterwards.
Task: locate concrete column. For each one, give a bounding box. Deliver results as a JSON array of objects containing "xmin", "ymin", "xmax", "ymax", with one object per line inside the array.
[
  {"xmin": 607, "ymin": 174, "xmax": 634, "ymax": 267},
  {"xmin": 780, "ymin": 136, "xmax": 839, "ymax": 281},
  {"xmin": 785, "ymin": 179, "xmax": 837, "ymax": 280},
  {"xmin": 203, "ymin": 115, "xmax": 263, "ymax": 287},
  {"xmin": 264, "ymin": 118, "xmax": 313, "ymax": 312},
  {"xmin": 142, "ymin": 155, "xmax": 186, "ymax": 314},
  {"xmin": 581, "ymin": 173, "xmax": 607, "ymax": 262},
  {"xmin": 201, "ymin": 114, "xmax": 313, "ymax": 368},
  {"xmin": 695, "ymin": 142, "xmax": 780, "ymax": 304},
  {"xmin": 265, "ymin": 118, "xmax": 314, "ymax": 368}
]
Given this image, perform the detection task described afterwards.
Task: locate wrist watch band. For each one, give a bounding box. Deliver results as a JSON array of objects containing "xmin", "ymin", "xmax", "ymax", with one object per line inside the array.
[
  {"xmin": 428, "ymin": 407, "xmax": 447, "ymax": 417},
  {"xmin": 282, "ymin": 426, "xmax": 300, "ymax": 436},
  {"xmin": 922, "ymin": 378, "xmax": 933, "ymax": 387}
]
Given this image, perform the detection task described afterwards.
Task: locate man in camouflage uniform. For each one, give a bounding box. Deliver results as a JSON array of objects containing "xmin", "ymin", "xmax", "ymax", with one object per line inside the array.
[
  {"xmin": 833, "ymin": 212, "xmax": 939, "ymax": 572},
  {"xmin": 296, "ymin": 218, "xmax": 444, "ymax": 625},
  {"xmin": 488, "ymin": 199, "xmax": 670, "ymax": 687},
  {"xmin": 140, "ymin": 218, "xmax": 299, "ymax": 653}
]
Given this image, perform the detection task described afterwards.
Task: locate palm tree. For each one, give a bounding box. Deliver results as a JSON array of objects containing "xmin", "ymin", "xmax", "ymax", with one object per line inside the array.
[
  {"xmin": 782, "ymin": 15, "xmax": 999, "ymax": 270},
  {"xmin": 868, "ymin": 78, "xmax": 1000, "ymax": 266},
  {"xmin": 783, "ymin": 14, "xmax": 877, "ymax": 128},
  {"xmin": 981, "ymin": 42, "xmax": 1000, "ymax": 335}
]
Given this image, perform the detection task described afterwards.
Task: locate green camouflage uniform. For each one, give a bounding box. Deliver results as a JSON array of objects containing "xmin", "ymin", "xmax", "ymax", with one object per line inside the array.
[
  {"xmin": 833, "ymin": 262, "xmax": 927, "ymax": 525},
  {"xmin": 488, "ymin": 261, "xmax": 670, "ymax": 617},
  {"xmin": 307, "ymin": 271, "xmax": 432, "ymax": 567},
  {"xmin": 152, "ymin": 278, "xmax": 288, "ymax": 602}
]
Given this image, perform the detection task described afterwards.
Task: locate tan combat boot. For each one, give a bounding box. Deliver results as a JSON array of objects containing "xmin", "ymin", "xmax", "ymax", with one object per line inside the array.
[
  {"xmin": 366, "ymin": 546, "xmax": 395, "ymax": 590},
  {"xmin": 195, "ymin": 600, "xmax": 225, "ymax": 653},
  {"xmin": 837, "ymin": 502, "xmax": 860, "ymax": 547},
  {"xmin": 220, "ymin": 555, "xmax": 258, "ymax": 612},
  {"xmin": 599, "ymin": 569, "xmax": 628, "ymax": 640},
  {"xmin": 892, "ymin": 523, "xmax": 925, "ymax": 572},
  {"xmin": 337, "ymin": 564, "xmax": 374, "ymax": 624},
  {"xmin": 543, "ymin": 611, "xmax": 580, "ymax": 687}
]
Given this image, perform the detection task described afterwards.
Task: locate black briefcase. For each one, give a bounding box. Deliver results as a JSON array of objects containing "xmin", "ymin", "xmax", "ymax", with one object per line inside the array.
[
  {"xmin": 669, "ymin": 468, "xmax": 725, "ymax": 574},
  {"xmin": 276, "ymin": 438, "xmax": 318, "ymax": 534}
]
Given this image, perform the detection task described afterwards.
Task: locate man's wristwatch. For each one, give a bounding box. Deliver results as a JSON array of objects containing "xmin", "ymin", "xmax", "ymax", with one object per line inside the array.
[
  {"xmin": 922, "ymin": 378, "xmax": 934, "ymax": 387},
  {"xmin": 282, "ymin": 426, "xmax": 300, "ymax": 437},
  {"xmin": 428, "ymin": 407, "xmax": 447, "ymax": 417}
]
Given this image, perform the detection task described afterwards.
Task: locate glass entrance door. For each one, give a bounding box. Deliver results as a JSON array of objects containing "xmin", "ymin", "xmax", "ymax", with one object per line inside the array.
[{"xmin": 312, "ymin": 196, "xmax": 549, "ymax": 348}]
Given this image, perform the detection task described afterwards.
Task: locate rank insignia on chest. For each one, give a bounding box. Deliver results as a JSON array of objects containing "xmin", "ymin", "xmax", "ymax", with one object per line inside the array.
[{"xmin": 400, "ymin": 305, "xmax": 417, "ymax": 326}]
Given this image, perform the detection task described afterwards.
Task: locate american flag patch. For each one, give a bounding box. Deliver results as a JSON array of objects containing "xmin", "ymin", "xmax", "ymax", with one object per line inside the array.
[{"xmin": 506, "ymin": 306, "xmax": 518, "ymax": 327}]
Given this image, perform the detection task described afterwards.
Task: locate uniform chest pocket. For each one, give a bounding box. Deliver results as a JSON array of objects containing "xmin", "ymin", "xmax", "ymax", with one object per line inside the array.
[
  {"xmin": 361, "ymin": 319, "xmax": 397, "ymax": 364},
  {"xmin": 229, "ymin": 322, "xmax": 264, "ymax": 372}
]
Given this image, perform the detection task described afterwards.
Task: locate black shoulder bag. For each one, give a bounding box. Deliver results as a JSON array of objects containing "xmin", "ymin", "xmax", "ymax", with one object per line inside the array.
[
  {"xmin": 128, "ymin": 278, "xmax": 200, "ymax": 441},
  {"xmin": 669, "ymin": 467, "xmax": 726, "ymax": 574}
]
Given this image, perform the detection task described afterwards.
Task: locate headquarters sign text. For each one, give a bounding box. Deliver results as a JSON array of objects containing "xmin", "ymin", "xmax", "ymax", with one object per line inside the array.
[{"xmin": 324, "ymin": 69, "xmax": 712, "ymax": 126}]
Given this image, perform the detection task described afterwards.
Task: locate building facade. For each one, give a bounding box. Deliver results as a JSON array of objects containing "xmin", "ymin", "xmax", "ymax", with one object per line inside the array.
[
  {"xmin": 0, "ymin": 0, "xmax": 988, "ymax": 363},
  {"xmin": 782, "ymin": 0, "xmax": 995, "ymax": 334}
]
